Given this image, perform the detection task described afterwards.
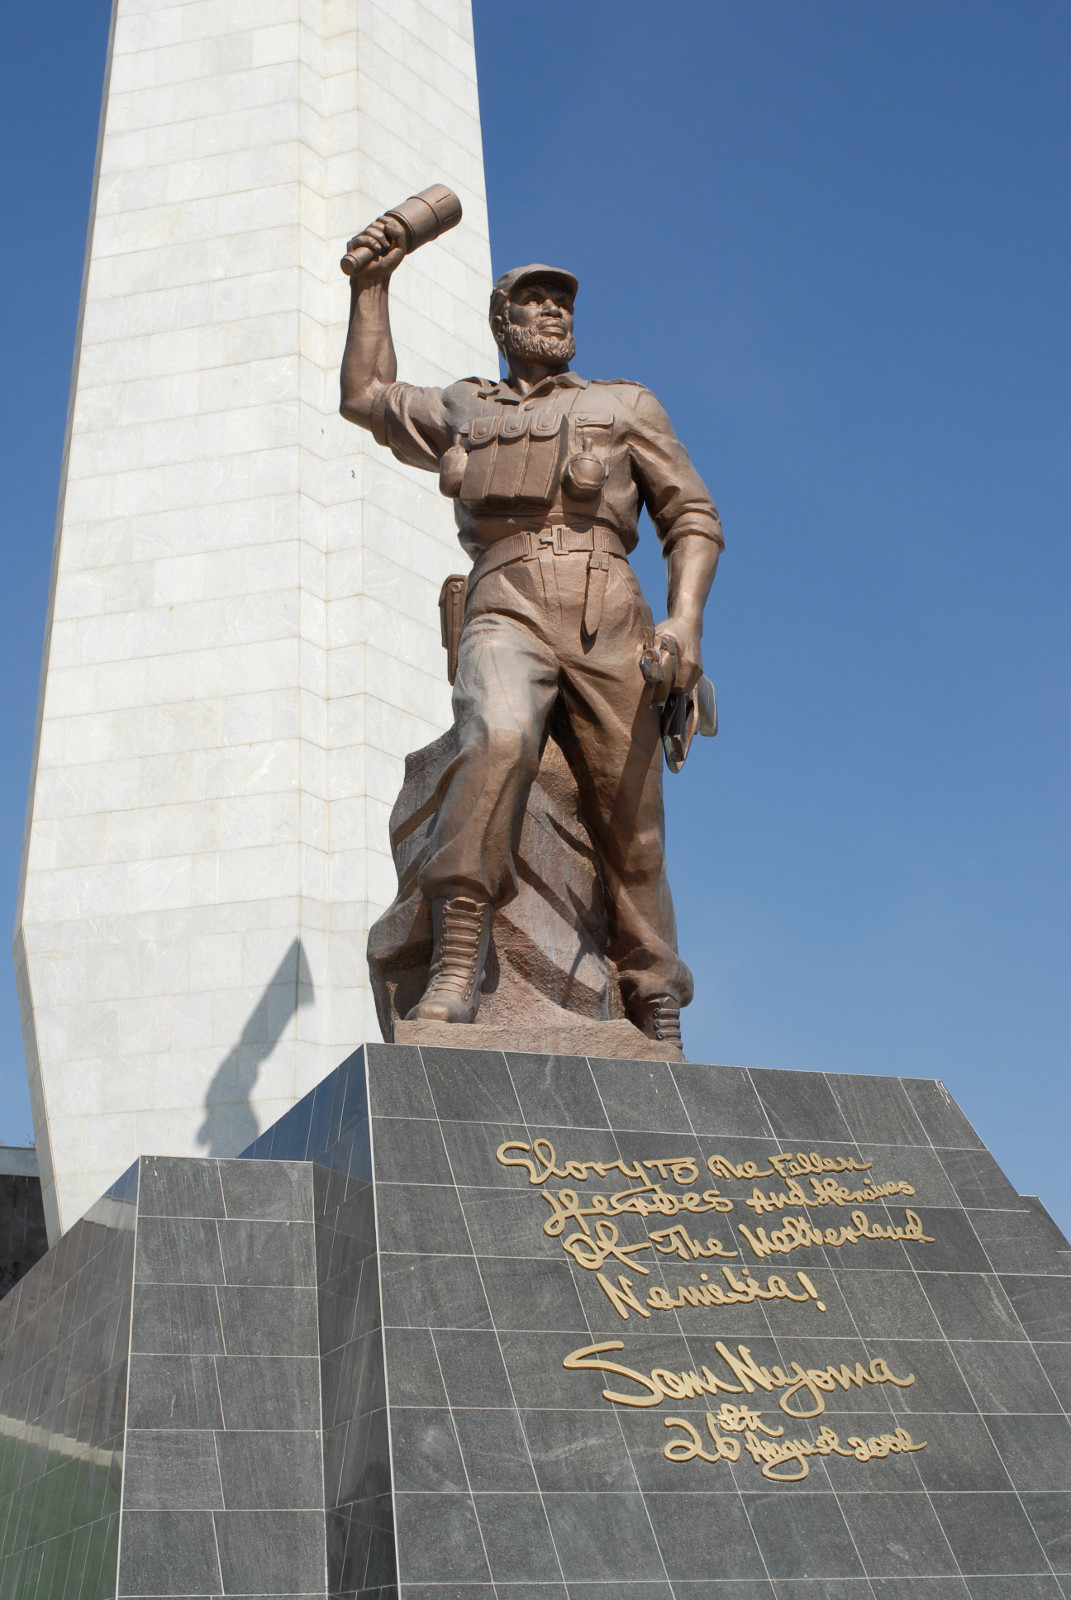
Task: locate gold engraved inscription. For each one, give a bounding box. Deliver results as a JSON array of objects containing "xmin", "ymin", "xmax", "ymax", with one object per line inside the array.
[
  {"xmin": 738, "ymin": 1208, "xmax": 936, "ymax": 1260},
  {"xmin": 494, "ymin": 1138, "xmax": 931, "ymax": 1480},
  {"xmin": 563, "ymin": 1339, "xmax": 916, "ymax": 1416},
  {"xmin": 496, "ymin": 1138, "xmax": 933, "ymax": 1299},
  {"xmin": 594, "ymin": 1265, "xmax": 826, "ymax": 1321},
  {"xmin": 744, "ymin": 1175, "xmax": 916, "ymax": 1213},
  {"xmin": 563, "ymin": 1340, "xmax": 926, "ymax": 1479},
  {"xmin": 664, "ymin": 1413, "xmax": 926, "ymax": 1480}
]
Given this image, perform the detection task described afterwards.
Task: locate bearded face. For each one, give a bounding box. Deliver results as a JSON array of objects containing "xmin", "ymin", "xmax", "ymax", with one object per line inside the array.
[{"xmin": 500, "ymin": 320, "xmax": 576, "ymax": 366}]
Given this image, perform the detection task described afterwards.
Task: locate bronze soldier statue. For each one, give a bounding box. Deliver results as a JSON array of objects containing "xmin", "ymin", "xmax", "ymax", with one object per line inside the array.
[{"xmin": 340, "ymin": 208, "xmax": 723, "ymax": 1056}]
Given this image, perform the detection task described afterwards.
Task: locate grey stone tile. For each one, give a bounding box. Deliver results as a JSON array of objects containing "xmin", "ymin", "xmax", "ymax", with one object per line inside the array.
[
  {"xmin": 827, "ymin": 1073, "xmax": 930, "ymax": 1146},
  {"xmin": 458, "ymin": 1187, "xmax": 561, "ymax": 1261},
  {"xmin": 380, "ymin": 1253, "xmax": 491, "ymax": 1330},
  {"xmin": 375, "ymin": 1182, "xmax": 473, "ymax": 1256},
  {"xmin": 542, "ymin": 1490, "xmax": 665, "ymax": 1579},
  {"xmin": 912, "ymin": 1411, "xmax": 1013, "ymax": 1490},
  {"xmin": 953, "ymin": 1338, "xmax": 1063, "ymax": 1413},
  {"xmin": 921, "ymin": 1273, "xmax": 1026, "ymax": 1342},
  {"xmin": 855, "ymin": 1143, "xmax": 961, "ymax": 1207},
  {"xmin": 480, "ymin": 1257, "xmax": 588, "ymax": 1333},
  {"xmin": 392, "ymin": 1492, "xmax": 491, "ymax": 1582},
  {"xmin": 744, "ymin": 1491, "xmax": 865, "ymax": 1579},
  {"xmin": 521, "ymin": 1407, "xmax": 638, "ymax": 1491},
  {"xmin": 669, "ymin": 1061, "xmax": 772, "ymax": 1138},
  {"xmin": 216, "ymin": 1218, "xmax": 316, "ymax": 1288},
  {"xmin": 568, "ymin": 1587, "xmax": 674, "ymax": 1600},
  {"xmin": 213, "ymin": 1508, "xmax": 326, "ymax": 1593},
  {"xmin": 672, "ymin": 1585, "xmax": 777, "ymax": 1600},
  {"xmin": 1003, "ymin": 1276, "xmax": 1071, "ymax": 1341},
  {"xmin": 432, "ymin": 1328, "xmax": 514, "ymax": 1408},
  {"xmin": 866, "ymin": 1337, "xmax": 974, "ymax": 1416},
  {"xmin": 328, "ymin": 1410, "xmax": 392, "ymax": 1509},
  {"xmin": 645, "ymin": 1489, "xmax": 766, "ymax": 1578},
  {"xmin": 398, "ymin": 1590, "xmax": 507, "ymax": 1600},
  {"xmin": 901, "ymin": 1080, "xmax": 984, "ymax": 1149},
  {"xmin": 452, "ymin": 1407, "xmax": 537, "ymax": 1490},
  {"xmin": 839, "ymin": 1268, "xmax": 943, "ymax": 1339},
  {"xmin": 383, "ymin": 1328, "xmax": 449, "ymax": 1407},
  {"xmin": 218, "ymin": 1159, "xmax": 312, "ymax": 1221},
  {"xmin": 474, "ymin": 1491, "xmax": 563, "ymax": 1581},
  {"xmin": 389, "ymin": 1406, "xmax": 467, "ymax": 1491},
  {"xmin": 589, "ymin": 1058, "xmax": 692, "ymax": 1133},
  {"xmin": 215, "ymin": 1429, "xmax": 323, "ymax": 1510},
  {"xmin": 612, "ymin": 1127, "xmax": 705, "ymax": 1177},
  {"xmin": 215, "ymin": 1286, "xmax": 318, "ymax": 1357},
  {"xmin": 116, "ymin": 1509, "xmax": 222, "ymax": 1595},
  {"xmin": 339, "ymin": 1488, "xmax": 395, "ymax": 1591},
  {"xmin": 983, "ymin": 1414, "xmax": 1071, "ymax": 1489},
  {"xmin": 772, "ymin": 1585, "xmax": 877, "ymax": 1600},
  {"xmin": 129, "ymin": 1284, "xmax": 224, "ymax": 1356},
  {"xmin": 750, "ymin": 1071, "xmax": 854, "ymax": 1145},
  {"xmin": 421, "ymin": 1047, "xmax": 522, "ymax": 1123},
  {"xmin": 133, "ymin": 1217, "xmax": 224, "ymax": 1286},
  {"xmin": 322, "ymin": 1327, "xmax": 384, "ymax": 1429},
  {"xmin": 906, "ymin": 1208, "xmax": 991, "ymax": 1274},
  {"xmin": 931, "ymin": 1490, "xmax": 1049, "ymax": 1574},
  {"xmin": 750, "ymin": 1266, "xmax": 859, "ymax": 1339},
  {"xmin": 214, "ymin": 1354, "xmax": 320, "ymax": 1430},
  {"xmin": 966, "ymin": 1579, "xmax": 1065, "ymax": 1600},
  {"xmin": 494, "ymin": 1329, "xmax": 652, "ymax": 1410},
  {"xmin": 122, "ymin": 1429, "xmax": 223, "ymax": 1510},
  {"xmin": 1034, "ymin": 1342, "xmax": 1071, "ymax": 1409},
  {"xmin": 1020, "ymin": 1488, "xmax": 1071, "ymax": 1576},
  {"xmin": 370, "ymin": 1116, "xmax": 454, "ymax": 1185},
  {"xmin": 439, "ymin": 1118, "xmax": 534, "ymax": 1188},
  {"xmin": 1022, "ymin": 1196, "xmax": 1071, "ymax": 1252},
  {"xmin": 136, "ymin": 1157, "xmax": 225, "ymax": 1220},
  {"xmin": 982, "ymin": 1238, "xmax": 1071, "ymax": 1276},
  {"xmin": 970, "ymin": 1203, "xmax": 1065, "ymax": 1251},
  {"xmin": 870, "ymin": 1582, "xmax": 971, "ymax": 1600},
  {"xmin": 126, "ymin": 1353, "xmax": 223, "ymax": 1431},
  {"xmin": 366, "ymin": 1043, "xmax": 436, "ymax": 1118},
  {"xmin": 938, "ymin": 1150, "xmax": 1024, "ymax": 1211},
  {"xmin": 506, "ymin": 1053, "xmax": 609, "ymax": 1129}
]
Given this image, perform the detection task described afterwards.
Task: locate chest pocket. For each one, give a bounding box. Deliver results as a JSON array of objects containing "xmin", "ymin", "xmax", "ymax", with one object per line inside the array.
[
  {"xmin": 460, "ymin": 409, "xmax": 566, "ymax": 508},
  {"xmin": 572, "ymin": 407, "xmax": 614, "ymax": 446}
]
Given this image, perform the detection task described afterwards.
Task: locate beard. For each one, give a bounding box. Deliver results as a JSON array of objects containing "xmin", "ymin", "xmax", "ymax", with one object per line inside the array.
[{"xmin": 501, "ymin": 321, "xmax": 576, "ymax": 366}]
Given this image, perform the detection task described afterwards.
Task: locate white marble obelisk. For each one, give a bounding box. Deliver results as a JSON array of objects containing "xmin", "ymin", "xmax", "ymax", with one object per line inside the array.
[{"xmin": 15, "ymin": 0, "xmax": 498, "ymax": 1238}]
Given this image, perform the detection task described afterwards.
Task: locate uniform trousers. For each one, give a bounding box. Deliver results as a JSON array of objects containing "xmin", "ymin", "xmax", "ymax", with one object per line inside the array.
[{"xmin": 416, "ymin": 546, "xmax": 694, "ymax": 1008}]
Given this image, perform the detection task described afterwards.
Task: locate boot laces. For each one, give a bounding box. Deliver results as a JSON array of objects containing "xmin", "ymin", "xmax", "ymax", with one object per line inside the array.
[
  {"xmin": 427, "ymin": 898, "xmax": 485, "ymax": 998},
  {"xmin": 649, "ymin": 996, "xmax": 682, "ymax": 1046}
]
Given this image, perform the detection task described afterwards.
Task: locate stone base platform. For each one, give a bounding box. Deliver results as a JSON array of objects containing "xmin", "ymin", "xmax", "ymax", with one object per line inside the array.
[
  {"xmin": 1, "ymin": 1044, "xmax": 1070, "ymax": 1598},
  {"xmin": 395, "ymin": 1015, "xmax": 659, "ymax": 1058}
]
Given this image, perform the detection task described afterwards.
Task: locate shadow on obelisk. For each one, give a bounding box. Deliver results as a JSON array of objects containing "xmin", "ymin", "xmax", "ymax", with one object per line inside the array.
[{"xmin": 196, "ymin": 936, "xmax": 314, "ymax": 1156}]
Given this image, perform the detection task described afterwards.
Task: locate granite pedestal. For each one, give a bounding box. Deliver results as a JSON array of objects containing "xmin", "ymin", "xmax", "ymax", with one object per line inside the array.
[{"xmin": 1, "ymin": 1045, "xmax": 1069, "ymax": 1598}]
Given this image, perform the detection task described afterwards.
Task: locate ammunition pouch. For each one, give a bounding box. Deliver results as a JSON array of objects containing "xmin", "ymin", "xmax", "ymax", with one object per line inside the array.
[{"xmin": 460, "ymin": 409, "xmax": 566, "ymax": 509}]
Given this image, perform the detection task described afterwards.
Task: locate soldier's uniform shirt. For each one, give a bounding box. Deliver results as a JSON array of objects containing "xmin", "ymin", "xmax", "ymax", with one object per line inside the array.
[
  {"xmin": 371, "ymin": 369, "xmax": 724, "ymax": 557},
  {"xmin": 369, "ymin": 368, "xmax": 723, "ymax": 1010}
]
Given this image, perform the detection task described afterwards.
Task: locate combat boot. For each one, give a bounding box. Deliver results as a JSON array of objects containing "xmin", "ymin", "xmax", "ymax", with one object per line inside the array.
[
  {"xmin": 406, "ymin": 895, "xmax": 493, "ymax": 1024},
  {"xmin": 631, "ymin": 995, "xmax": 685, "ymax": 1060}
]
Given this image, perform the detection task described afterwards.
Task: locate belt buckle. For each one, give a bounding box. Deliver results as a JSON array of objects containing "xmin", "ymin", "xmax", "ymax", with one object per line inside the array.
[{"xmin": 548, "ymin": 524, "xmax": 569, "ymax": 554}]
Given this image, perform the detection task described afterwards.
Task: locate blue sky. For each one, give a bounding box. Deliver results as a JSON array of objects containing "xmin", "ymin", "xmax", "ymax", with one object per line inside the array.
[{"xmin": 1, "ymin": 2, "xmax": 1068, "ymax": 1225}]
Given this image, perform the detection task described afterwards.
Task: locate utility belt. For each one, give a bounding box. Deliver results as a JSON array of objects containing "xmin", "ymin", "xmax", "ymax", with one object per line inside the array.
[{"xmin": 467, "ymin": 523, "xmax": 628, "ymax": 640}]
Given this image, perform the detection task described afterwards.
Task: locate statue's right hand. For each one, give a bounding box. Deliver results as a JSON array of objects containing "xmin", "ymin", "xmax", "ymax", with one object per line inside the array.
[{"xmin": 345, "ymin": 213, "xmax": 407, "ymax": 282}]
